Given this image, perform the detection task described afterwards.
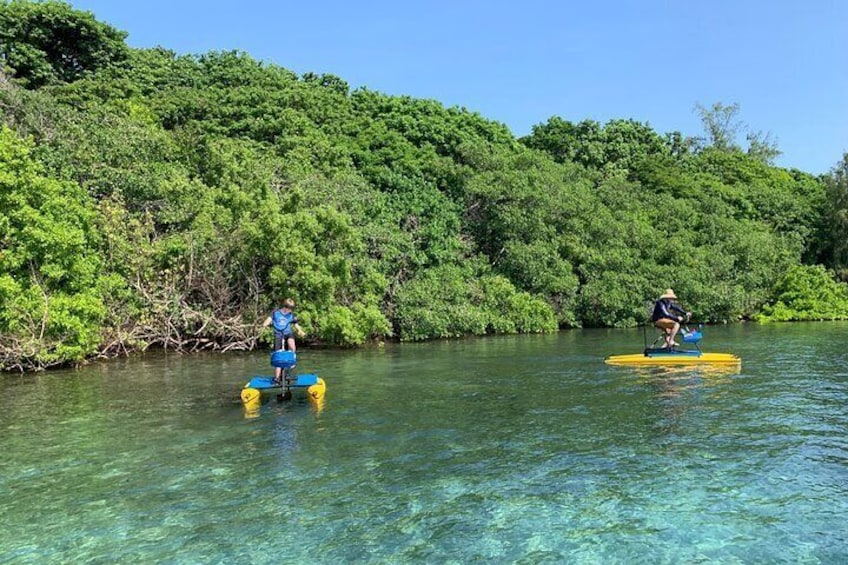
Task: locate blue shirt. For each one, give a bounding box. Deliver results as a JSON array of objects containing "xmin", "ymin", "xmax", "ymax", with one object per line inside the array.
[{"xmin": 271, "ymin": 309, "xmax": 298, "ymax": 336}]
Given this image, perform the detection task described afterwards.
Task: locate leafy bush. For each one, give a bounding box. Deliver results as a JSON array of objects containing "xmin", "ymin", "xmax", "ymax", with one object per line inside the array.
[
  {"xmin": 758, "ymin": 265, "xmax": 848, "ymax": 322},
  {"xmin": 0, "ymin": 126, "xmax": 105, "ymax": 369},
  {"xmin": 394, "ymin": 266, "xmax": 556, "ymax": 341}
]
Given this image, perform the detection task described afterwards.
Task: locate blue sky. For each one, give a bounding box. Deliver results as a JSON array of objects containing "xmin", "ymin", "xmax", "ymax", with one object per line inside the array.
[{"xmin": 68, "ymin": 0, "xmax": 847, "ymax": 174}]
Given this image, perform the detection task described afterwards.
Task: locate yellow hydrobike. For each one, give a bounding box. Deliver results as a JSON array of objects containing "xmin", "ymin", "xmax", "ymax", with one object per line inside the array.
[{"xmin": 605, "ymin": 324, "xmax": 741, "ymax": 367}]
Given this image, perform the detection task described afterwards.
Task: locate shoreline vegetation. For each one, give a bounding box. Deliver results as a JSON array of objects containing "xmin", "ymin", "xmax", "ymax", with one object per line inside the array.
[{"xmin": 2, "ymin": 0, "xmax": 848, "ymax": 371}]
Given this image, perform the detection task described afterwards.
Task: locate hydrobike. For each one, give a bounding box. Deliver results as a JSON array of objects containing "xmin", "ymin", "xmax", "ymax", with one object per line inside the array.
[
  {"xmin": 240, "ymin": 350, "xmax": 326, "ymax": 409},
  {"xmin": 604, "ymin": 324, "xmax": 740, "ymax": 367}
]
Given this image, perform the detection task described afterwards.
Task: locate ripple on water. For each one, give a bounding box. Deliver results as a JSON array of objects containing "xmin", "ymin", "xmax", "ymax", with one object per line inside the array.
[{"xmin": 2, "ymin": 326, "xmax": 848, "ymax": 562}]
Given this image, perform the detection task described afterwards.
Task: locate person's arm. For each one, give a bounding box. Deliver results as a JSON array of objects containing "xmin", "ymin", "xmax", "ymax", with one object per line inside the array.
[
  {"xmin": 262, "ymin": 316, "xmax": 272, "ymax": 328},
  {"xmin": 292, "ymin": 323, "xmax": 306, "ymax": 338},
  {"xmin": 658, "ymin": 300, "xmax": 683, "ymax": 321},
  {"xmin": 657, "ymin": 300, "xmax": 674, "ymax": 320},
  {"xmin": 670, "ymin": 302, "xmax": 689, "ymax": 320}
]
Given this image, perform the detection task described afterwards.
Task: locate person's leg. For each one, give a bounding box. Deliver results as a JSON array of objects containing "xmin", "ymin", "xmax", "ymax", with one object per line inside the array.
[
  {"xmin": 667, "ymin": 321, "xmax": 681, "ymax": 347},
  {"xmin": 655, "ymin": 319, "xmax": 677, "ymax": 348},
  {"xmin": 273, "ymin": 333, "xmax": 283, "ymax": 383},
  {"xmin": 653, "ymin": 321, "xmax": 667, "ymax": 348},
  {"xmin": 277, "ymin": 336, "xmax": 295, "ymax": 394},
  {"xmin": 281, "ymin": 336, "xmax": 297, "ymax": 384}
]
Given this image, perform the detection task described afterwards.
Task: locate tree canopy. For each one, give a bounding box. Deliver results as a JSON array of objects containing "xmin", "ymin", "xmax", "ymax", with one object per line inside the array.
[{"xmin": 0, "ymin": 0, "xmax": 128, "ymax": 87}]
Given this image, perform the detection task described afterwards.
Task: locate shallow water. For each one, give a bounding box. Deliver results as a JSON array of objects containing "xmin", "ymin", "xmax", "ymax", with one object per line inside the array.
[{"xmin": 2, "ymin": 322, "xmax": 847, "ymax": 563}]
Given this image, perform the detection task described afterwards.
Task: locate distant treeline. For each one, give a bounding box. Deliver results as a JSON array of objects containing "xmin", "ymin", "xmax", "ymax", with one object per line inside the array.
[{"xmin": 2, "ymin": 0, "xmax": 848, "ymax": 370}]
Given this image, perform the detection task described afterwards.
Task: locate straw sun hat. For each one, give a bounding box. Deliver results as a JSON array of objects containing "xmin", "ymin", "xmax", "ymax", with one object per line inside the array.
[{"xmin": 660, "ymin": 289, "xmax": 677, "ymax": 300}]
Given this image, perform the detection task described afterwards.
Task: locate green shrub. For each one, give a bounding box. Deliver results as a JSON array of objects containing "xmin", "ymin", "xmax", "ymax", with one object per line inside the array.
[
  {"xmin": 758, "ymin": 265, "xmax": 848, "ymax": 322},
  {"xmin": 0, "ymin": 126, "xmax": 105, "ymax": 369}
]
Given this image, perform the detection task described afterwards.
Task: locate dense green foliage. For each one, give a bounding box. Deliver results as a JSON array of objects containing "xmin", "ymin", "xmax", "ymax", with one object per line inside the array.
[
  {"xmin": 0, "ymin": 0, "xmax": 128, "ymax": 87},
  {"xmin": 0, "ymin": 1, "xmax": 845, "ymax": 370},
  {"xmin": 757, "ymin": 265, "xmax": 848, "ymax": 322},
  {"xmin": 818, "ymin": 153, "xmax": 848, "ymax": 280},
  {"xmin": 0, "ymin": 126, "xmax": 106, "ymax": 367}
]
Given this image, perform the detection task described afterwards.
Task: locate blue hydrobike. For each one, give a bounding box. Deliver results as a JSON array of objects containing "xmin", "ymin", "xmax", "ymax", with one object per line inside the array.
[{"xmin": 240, "ymin": 351, "xmax": 326, "ymax": 408}]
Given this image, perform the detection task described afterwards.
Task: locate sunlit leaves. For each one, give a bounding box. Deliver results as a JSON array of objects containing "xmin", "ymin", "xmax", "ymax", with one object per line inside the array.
[
  {"xmin": 759, "ymin": 265, "xmax": 848, "ymax": 322},
  {"xmin": 0, "ymin": 126, "xmax": 105, "ymax": 368}
]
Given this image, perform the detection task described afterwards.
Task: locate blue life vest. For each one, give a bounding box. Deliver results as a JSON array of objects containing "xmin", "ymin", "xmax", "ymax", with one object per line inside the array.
[{"xmin": 272, "ymin": 309, "xmax": 295, "ymax": 336}]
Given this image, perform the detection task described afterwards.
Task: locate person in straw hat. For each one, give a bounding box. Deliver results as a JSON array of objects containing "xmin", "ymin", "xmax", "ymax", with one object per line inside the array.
[{"xmin": 651, "ymin": 288, "xmax": 691, "ymax": 348}]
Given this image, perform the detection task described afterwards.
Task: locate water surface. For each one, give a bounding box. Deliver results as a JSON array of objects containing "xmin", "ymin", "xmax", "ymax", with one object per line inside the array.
[{"xmin": 2, "ymin": 323, "xmax": 847, "ymax": 562}]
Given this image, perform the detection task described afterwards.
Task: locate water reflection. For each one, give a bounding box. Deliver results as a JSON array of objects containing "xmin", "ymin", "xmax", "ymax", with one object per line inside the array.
[
  {"xmin": 622, "ymin": 364, "xmax": 741, "ymax": 443},
  {"xmin": 240, "ymin": 392, "xmax": 325, "ymax": 419},
  {"xmin": 631, "ymin": 363, "xmax": 740, "ymax": 384}
]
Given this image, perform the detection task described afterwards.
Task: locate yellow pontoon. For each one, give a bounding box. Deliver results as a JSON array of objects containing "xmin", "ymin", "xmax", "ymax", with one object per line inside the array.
[
  {"xmin": 605, "ymin": 324, "xmax": 741, "ymax": 367},
  {"xmin": 605, "ymin": 350, "xmax": 741, "ymax": 366}
]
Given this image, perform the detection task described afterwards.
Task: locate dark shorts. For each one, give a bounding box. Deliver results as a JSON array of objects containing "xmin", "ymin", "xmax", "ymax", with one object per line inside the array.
[{"xmin": 274, "ymin": 333, "xmax": 294, "ymax": 351}]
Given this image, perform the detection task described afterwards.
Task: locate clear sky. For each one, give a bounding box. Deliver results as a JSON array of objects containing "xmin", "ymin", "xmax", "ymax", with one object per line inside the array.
[{"xmin": 68, "ymin": 0, "xmax": 847, "ymax": 175}]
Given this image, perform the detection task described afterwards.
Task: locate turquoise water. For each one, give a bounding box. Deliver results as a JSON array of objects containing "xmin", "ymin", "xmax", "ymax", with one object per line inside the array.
[{"xmin": 2, "ymin": 323, "xmax": 847, "ymax": 563}]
